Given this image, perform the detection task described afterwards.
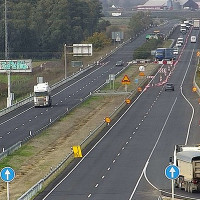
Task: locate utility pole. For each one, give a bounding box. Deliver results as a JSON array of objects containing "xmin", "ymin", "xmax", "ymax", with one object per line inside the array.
[
  {"xmin": 5, "ymin": 0, "xmax": 11, "ymax": 107},
  {"xmin": 64, "ymin": 44, "xmax": 67, "ymax": 79}
]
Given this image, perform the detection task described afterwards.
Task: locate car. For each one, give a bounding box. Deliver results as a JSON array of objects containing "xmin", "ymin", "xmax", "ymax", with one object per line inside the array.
[
  {"xmin": 115, "ymin": 60, "xmax": 124, "ymax": 66},
  {"xmin": 191, "ymin": 36, "xmax": 196, "ymax": 43},
  {"xmin": 165, "ymin": 83, "xmax": 174, "ymax": 91},
  {"xmin": 175, "ymin": 42, "xmax": 182, "ymax": 47},
  {"xmin": 173, "ymin": 47, "xmax": 179, "ymax": 55},
  {"xmin": 177, "ymin": 37, "xmax": 184, "ymax": 45}
]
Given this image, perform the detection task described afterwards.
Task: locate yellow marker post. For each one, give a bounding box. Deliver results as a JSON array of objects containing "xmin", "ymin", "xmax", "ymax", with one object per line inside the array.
[
  {"xmin": 72, "ymin": 146, "xmax": 83, "ymax": 158},
  {"xmin": 125, "ymin": 99, "xmax": 131, "ymax": 104},
  {"xmin": 197, "ymin": 51, "xmax": 200, "ymax": 57},
  {"xmin": 139, "ymin": 72, "xmax": 145, "ymax": 76},
  {"xmin": 138, "ymin": 87, "xmax": 142, "ymax": 92},
  {"xmin": 192, "ymin": 86, "xmax": 197, "ymax": 92},
  {"xmin": 105, "ymin": 117, "xmax": 111, "ymax": 125}
]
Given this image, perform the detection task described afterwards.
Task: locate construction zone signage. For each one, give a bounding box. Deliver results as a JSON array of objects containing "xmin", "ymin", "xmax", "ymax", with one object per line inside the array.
[
  {"xmin": 72, "ymin": 146, "xmax": 83, "ymax": 158},
  {"xmin": 121, "ymin": 75, "xmax": 130, "ymax": 85}
]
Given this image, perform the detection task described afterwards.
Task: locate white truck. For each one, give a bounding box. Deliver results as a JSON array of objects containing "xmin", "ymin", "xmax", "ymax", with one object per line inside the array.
[
  {"xmin": 193, "ymin": 19, "xmax": 200, "ymax": 30},
  {"xmin": 173, "ymin": 145, "xmax": 200, "ymax": 193},
  {"xmin": 33, "ymin": 82, "xmax": 52, "ymax": 107}
]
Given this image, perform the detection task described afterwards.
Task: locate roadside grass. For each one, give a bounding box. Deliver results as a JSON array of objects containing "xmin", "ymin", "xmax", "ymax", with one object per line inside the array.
[
  {"xmin": 196, "ymin": 68, "xmax": 200, "ymax": 86},
  {"xmin": 0, "ymin": 145, "xmax": 35, "ymax": 170}
]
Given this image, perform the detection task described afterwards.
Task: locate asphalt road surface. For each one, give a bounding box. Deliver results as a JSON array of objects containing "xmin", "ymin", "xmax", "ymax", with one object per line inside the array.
[
  {"xmin": 0, "ymin": 20, "xmax": 178, "ymax": 151},
  {"xmin": 34, "ymin": 26, "xmax": 200, "ymax": 199}
]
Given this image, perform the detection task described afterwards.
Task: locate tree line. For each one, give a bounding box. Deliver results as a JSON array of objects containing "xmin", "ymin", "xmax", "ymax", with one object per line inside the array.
[
  {"xmin": 0, "ymin": 0, "xmax": 105, "ymax": 59},
  {"xmin": 0, "ymin": 0, "xmax": 154, "ymax": 60}
]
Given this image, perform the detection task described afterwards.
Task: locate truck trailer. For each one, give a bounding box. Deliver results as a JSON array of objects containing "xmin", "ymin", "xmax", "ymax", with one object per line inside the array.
[
  {"xmin": 193, "ymin": 19, "xmax": 200, "ymax": 30},
  {"xmin": 155, "ymin": 48, "xmax": 175, "ymax": 61},
  {"xmin": 33, "ymin": 82, "xmax": 52, "ymax": 107},
  {"xmin": 174, "ymin": 145, "xmax": 200, "ymax": 193}
]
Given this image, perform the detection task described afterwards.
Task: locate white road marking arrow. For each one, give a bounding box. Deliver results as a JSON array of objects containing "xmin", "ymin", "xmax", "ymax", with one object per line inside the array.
[
  {"xmin": 169, "ymin": 167, "xmax": 175, "ymax": 178},
  {"xmin": 5, "ymin": 169, "xmax": 10, "ymax": 180}
]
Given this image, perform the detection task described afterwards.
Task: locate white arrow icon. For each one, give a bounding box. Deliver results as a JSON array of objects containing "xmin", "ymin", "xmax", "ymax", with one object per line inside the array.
[
  {"xmin": 5, "ymin": 169, "xmax": 10, "ymax": 180},
  {"xmin": 169, "ymin": 167, "xmax": 176, "ymax": 178}
]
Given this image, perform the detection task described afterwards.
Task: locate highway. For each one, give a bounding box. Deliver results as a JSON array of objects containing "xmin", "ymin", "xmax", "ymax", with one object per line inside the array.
[
  {"xmin": 0, "ymin": 20, "xmax": 178, "ymax": 151},
  {"xmin": 34, "ymin": 26, "xmax": 200, "ymax": 200}
]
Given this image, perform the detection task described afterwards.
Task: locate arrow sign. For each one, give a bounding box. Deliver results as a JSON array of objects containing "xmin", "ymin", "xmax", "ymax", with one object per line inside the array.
[
  {"xmin": 1, "ymin": 167, "xmax": 15, "ymax": 182},
  {"xmin": 165, "ymin": 165, "xmax": 180, "ymax": 180},
  {"xmin": 169, "ymin": 167, "xmax": 175, "ymax": 178},
  {"xmin": 5, "ymin": 170, "xmax": 10, "ymax": 180}
]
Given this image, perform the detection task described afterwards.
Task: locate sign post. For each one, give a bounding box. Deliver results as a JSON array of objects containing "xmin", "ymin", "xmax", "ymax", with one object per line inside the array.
[
  {"xmin": 165, "ymin": 165, "xmax": 180, "ymax": 200},
  {"xmin": 121, "ymin": 75, "xmax": 130, "ymax": 92},
  {"xmin": 1, "ymin": 167, "xmax": 15, "ymax": 200}
]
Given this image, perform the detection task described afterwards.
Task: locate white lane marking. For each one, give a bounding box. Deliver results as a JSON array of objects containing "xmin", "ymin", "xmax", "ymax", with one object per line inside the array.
[
  {"xmin": 88, "ymin": 194, "xmax": 91, "ymax": 198},
  {"xmin": 179, "ymin": 49, "xmax": 195, "ymax": 145},
  {"xmin": 144, "ymin": 46, "xmax": 196, "ymax": 199},
  {"xmin": 102, "ymin": 176, "xmax": 105, "ymax": 179},
  {"xmin": 129, "ymin": 97, "xmax": 177, "ymax": 200},
  {"xmin": 0, "ymin": 107, "xmax": 33, "ymax": 126},
  {"xmin": 41, "ymin": 79, "xmax": 160, "ymax": 199},
  {"xmin": 52, "ymin": 62, "xmax": 110, "ymax": 97},
  {"xmin": 95, "ymin": 184, "xmax": 98, "ymax": 188}
]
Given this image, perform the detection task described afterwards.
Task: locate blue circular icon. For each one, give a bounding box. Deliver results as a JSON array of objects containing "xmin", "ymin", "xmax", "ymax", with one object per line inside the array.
[
  {"xmin": 165, "ymin": 165, "xmax": 180, "ymax": 180},
  {"xmin": 1, "ymin": 167, "xmax": 15, "ymax": 182}
]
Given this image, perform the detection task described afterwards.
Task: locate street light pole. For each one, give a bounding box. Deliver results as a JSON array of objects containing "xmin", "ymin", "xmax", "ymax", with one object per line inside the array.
[
  {"xmin": 64, "ymin": 44, "xmax": 67, "ymax": 79},
  {"xmin": 5, "ymin": 0, "xmax": 11, "ymax": 107}
]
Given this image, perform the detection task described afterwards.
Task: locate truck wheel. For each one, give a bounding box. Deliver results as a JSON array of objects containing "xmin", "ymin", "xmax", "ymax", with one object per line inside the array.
[
  {"xmin": 179, "ymin": 182, "xmax": 183, "ymax": 190},
  {"xmin": 184, "ymin": 182, "xmax": 188, "ymax": 192},
  {"xmin": 189, "ymin": 183, "xmax": 193, "ymax": 193}
]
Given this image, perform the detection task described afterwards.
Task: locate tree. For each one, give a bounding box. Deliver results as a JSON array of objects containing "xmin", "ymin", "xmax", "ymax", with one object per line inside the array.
[{"xmin": 84, "ymin": 32, "xmax": 111, "ymax": 51}]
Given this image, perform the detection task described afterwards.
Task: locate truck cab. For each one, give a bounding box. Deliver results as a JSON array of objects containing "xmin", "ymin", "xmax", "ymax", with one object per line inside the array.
[{"xmin": 33, "ymin": 82, "xmax": 52, "ymax": 107}]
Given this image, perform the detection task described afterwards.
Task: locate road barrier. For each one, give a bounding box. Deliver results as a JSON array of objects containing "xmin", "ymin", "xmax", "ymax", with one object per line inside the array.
[{"xmin": 0, "ymin": 141, "xmax": 22, "ymax": 161}]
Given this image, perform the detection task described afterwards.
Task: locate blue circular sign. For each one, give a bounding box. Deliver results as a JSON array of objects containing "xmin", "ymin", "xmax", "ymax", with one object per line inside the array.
[
  {"xmin": 165, "ymin": 165, "xmax": 180, "ymax": 180},
  {"xmin": 0, "ymin": 167, "xmax": 15, "ymax": 182}
]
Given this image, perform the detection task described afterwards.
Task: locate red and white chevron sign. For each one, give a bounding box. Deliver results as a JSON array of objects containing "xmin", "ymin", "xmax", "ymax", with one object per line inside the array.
[{"xmin": 157, "ymin": 60, "xmax": 175, "ymax": 65}]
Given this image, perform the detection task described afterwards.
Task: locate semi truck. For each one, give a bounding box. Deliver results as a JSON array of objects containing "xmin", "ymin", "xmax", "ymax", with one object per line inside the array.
[
  {"xmin": 33, "ymin": 82, "xmax": 52, "ymax": 107},
  {"xmin": 155, "ymin": 48, "xmax": 175, "ymax": 61},
  {"xmin": 193, "ymin": 19, "xmax": 200, "ymax": 30},
  {"xmin": 173, "ymin": 144, "xmax": 200, "ymax": 193}
]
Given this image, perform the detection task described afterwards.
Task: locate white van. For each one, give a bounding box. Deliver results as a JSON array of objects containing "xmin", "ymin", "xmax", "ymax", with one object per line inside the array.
[
  {"xmin": 177, "ymin": 37, "xmax": 184, "ymax": 45},
  {"xmin": 191, "ymin": 36, "xmax": 196, "ymax": 43}
]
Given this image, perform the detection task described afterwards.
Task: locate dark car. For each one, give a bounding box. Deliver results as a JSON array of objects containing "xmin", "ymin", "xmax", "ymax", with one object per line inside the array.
[
  {"xmin": 115, "ymin": 60, "xmax": 124, "ymax": 66},
  {"xmin": 165, "ymin": 83, "xmax": 174, "ymax": 91}
]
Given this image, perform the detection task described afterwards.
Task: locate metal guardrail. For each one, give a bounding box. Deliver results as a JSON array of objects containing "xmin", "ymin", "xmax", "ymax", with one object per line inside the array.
[
  {"xmin": 0, "ymin": 141, "xmax": 22, "ymax": 161},
  {"xmin": 18, "ymin": 179, "xmax": 44, "ymax": 200}
]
